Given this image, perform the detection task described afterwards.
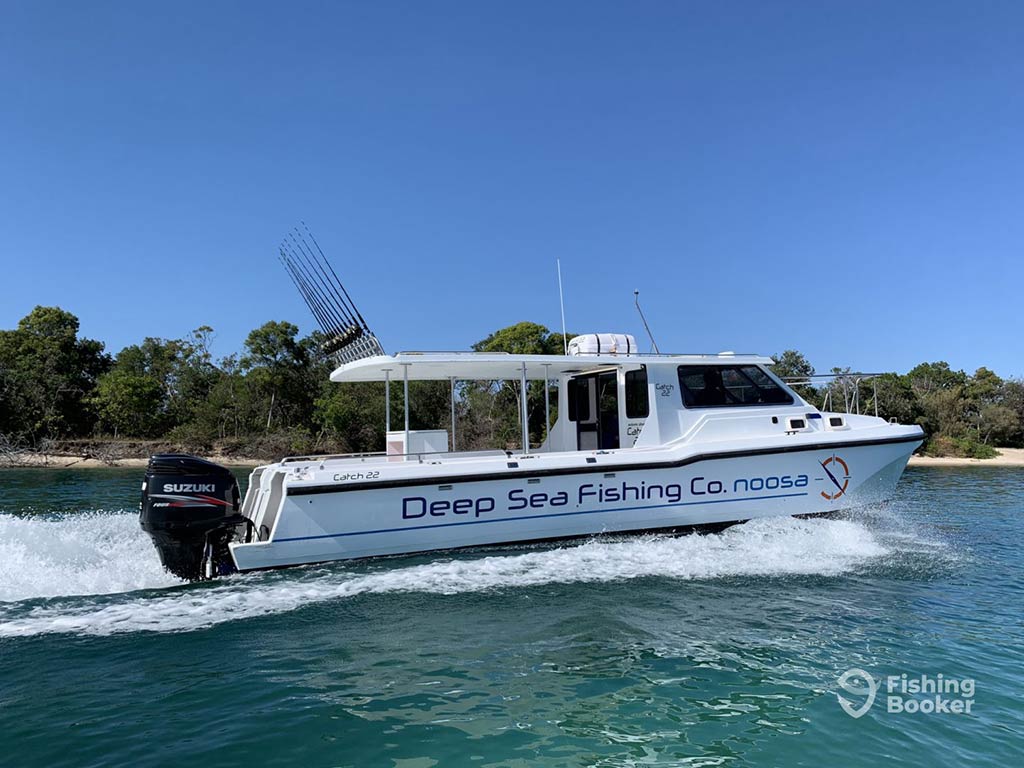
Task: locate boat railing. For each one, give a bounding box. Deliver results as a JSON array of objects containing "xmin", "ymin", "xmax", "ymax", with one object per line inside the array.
[
  {"xmin": 280, "ymin": 448, "xmax": 509, "ymax": 466},
  {"xmin": 783, "ymin": 372, "xmax": 889, "ymax": 416},
  {"xmin": 281, "ymin": 451, "xmax": 386, "ymax": 464}
]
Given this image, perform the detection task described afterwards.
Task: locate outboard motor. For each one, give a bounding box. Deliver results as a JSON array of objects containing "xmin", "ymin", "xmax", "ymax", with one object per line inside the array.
[{"xmin": 140, "ymin": 454, "xmax": 250, "ymax": 580}]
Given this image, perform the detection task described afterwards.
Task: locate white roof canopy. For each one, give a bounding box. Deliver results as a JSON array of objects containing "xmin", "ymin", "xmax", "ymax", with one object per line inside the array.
[{"xmin": 329, "ymin": 352, "xmax": 774, "ymax": 383}]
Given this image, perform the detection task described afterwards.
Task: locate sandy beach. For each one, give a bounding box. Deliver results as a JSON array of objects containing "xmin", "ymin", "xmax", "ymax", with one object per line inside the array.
[{"xmin": 908, "ymin": 447, "xmax": 1024, "ymax": 467}]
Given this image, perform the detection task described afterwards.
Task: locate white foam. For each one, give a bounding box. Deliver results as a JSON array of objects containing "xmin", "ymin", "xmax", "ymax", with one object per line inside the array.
[
  {"xmin": 0, "ymin": 511, "xmax": 182, "ymax": 603},
  {"xmin": 0, "ymin": 516, "xmax": 889, "ymax": 638}
]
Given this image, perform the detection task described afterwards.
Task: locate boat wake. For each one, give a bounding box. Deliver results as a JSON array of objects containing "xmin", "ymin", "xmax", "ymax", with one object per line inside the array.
[
  {"xmin": 0, "ymin": 511, "xmax": 182, "ymax": 604},
  {"xmin": 0, "ymin": 511, "xmax": 924, "ymax": 638}
]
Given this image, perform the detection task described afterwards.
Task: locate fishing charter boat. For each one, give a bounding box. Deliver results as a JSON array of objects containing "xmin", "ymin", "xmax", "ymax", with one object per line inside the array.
[
  {"xmin": 140, "ymin": 343, "xmax": 923, "ymax": 579},
  {"xmin": 139, "ymin": 231, "xmax": 924, "ymax": 580}
]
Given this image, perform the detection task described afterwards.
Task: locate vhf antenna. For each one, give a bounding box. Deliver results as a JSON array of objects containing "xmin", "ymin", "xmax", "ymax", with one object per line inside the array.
[
  {"xmin": 634, "ymin": 289, "xmax": 660, "ymax": 353},
  {"xmin": 557, "ymin": 259, "xmax": 568, "ymax": 354}
]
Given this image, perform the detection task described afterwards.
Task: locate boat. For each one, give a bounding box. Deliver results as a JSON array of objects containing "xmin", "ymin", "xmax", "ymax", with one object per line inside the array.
[{"xmin": 140, "ymin": 335, "xmax": 924, "ymax": 580}]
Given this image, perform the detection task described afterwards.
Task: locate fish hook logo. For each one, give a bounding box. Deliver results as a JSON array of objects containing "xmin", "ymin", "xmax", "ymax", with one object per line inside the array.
[
  {"xmin": 820, "ymin": 454, "xmax": 850, "ymax": 500},
  {"xmin": 837, "ymin": 668, "xmax": 877, "ymax": 719}
]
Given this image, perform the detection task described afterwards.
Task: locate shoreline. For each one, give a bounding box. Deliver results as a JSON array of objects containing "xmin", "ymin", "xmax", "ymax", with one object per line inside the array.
[
  {"xmin": 3, "ymin": 447, "xmax": 1023, "ymax": 470},
  {"xmin": 908, "ymin": 447, "xmax": 1024, "ymax": 467},
  {"xmin": 0, "ymin": 453, "xmax": 265, "ymax": 469}
]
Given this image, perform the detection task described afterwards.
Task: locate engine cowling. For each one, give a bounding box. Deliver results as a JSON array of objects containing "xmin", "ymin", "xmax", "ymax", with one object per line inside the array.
[{"xmin": 140, "ymin": 454, "xmax": 247, "ymax": 580}]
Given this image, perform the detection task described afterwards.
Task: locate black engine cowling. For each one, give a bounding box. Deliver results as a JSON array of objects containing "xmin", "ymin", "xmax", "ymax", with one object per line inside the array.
[{"xmin": 140, "ymin": 454, "xmax": 249, "ymax": 580}]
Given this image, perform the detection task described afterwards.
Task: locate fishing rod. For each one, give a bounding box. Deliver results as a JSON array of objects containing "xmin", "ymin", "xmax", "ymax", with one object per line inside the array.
[
  {"xmin": 281, "ymin": 239, "xmax": 354, "ymax": 333},
  {"xmin": 280, "ymin": 243, "xmax": 346, "ymax": 334},
  {"xmin": 287, "ymin": 232, "xmax": 361, "ymax": 330},
  {"xmin": 278, "ymin": 250, "xmax": 338, "ymax": 335},
  {"xmin": 276, "ymin": 224, "xmax": 385, "ymax": 363},
  {"xmin": 303, "ymin": 221, "xmax": 371, "ymax": 331},
  {"xmin": 283, "ymin": 229, "xmax": 363, "ymax": 334}
]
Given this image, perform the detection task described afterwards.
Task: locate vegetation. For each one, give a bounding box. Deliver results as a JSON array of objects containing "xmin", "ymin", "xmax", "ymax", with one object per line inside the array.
[{"xmin": 1, "ymin": 307, "xmax": 1021, "ymax": 460}]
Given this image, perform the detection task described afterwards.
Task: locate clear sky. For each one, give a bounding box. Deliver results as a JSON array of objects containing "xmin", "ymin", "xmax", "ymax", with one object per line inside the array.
[{"xmin": 2, "ymin": 1, "xmax": 1021, "ymax": 377}]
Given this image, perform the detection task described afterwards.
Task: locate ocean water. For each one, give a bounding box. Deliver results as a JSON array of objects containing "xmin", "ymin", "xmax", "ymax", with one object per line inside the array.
[{"xmin": 0, "ymin": 467, "xmax": 1021, "ymax": 767}]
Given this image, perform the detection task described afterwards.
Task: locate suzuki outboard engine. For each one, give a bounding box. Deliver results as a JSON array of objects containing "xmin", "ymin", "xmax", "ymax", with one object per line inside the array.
[{"xmin": 140, "ymin": 454, "xmax": 251, "ymax": 580}]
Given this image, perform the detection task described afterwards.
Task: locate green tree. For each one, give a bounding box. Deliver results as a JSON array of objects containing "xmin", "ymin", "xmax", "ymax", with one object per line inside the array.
[
  {"xmin": 771, "ymin": 350, "xmax": 816, "ymax": 402},
  {"xmin": 96, "ymin": 326, "xmax": 223, "ymax": 438},
  {"xmin": 315, "ymin": 382, "xmax": 386, "ymax": 453},
  {"xmin": 977, "ymin": 404, "xmax": 1018, "ymax": 446},
  {"xmin": 463, "ymin": 322, "xmax": 569, "ymax": 450},
  {"xmin": 92, "ymin": 369, "xmax": 166, "ymax": 437},
  {"xmin": 473, "ymin": 322, "xmax": 568, "ymax": 356},
  {"xmin": 240, "ymin": 321, "xmax": 317, "ymax": 432},
  {"xmin": 998, "ymin": 379, "xmax": 1024, "ymax": 447},
  {"xmin": 906, "ymin": 361, "xmax": 967, "ymax": 397},
  {"xmin": 968, "ymin": 367, "xmax": 1003, "ymax": 404},
  {"xmin": 0, "ymin": 306, "xmax": 110, "ymax": 441}
]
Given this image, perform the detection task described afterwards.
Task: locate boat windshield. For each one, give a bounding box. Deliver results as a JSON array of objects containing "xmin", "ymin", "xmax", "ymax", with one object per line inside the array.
[{"xmin": 677, "ymin": 365, "xmax": 793, "ymax": 408}]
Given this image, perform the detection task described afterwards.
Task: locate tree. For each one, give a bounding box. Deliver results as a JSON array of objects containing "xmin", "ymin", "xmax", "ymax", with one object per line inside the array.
[
  {"xmin": 968, "ymin": 367, "xmax": 1003, "ymax": 404},
  {"xmin": 473, "ymin": 322, "xmax": 567, "ymax": 356},
  {"xmin": 906, "ymin": 361, "xmax": 967, "ymax": 397},
  {"xmin": 977, "ymin": 404, "xmax": 1019, "ymax": 446},
  {"xmin": 771, "ymin": 350, "xmax": 816, "ymax": 402},
  {"xmin": 463, "ymin": 322, "xmax": 570, "ymax": 449},
  {"xmin": 998, "ymin": 379, "xmax": 1024, "ymax": 447},
  {"xmin": 0, "ymin": 306, "xmax": 110, "ymax": 441},
  {"xmin": 92, "ymin": 369, "xmax": 165, "ymax": 437},
  {"xmin": 315, "ymin": 382, "xmax": 386, "ymax": 453},
  {"xmin": 240, "ymin": 321, "xmax": 318, "ymax": 432},
  {"xmin": 95, "ymin": 326, "xmax": 223, "ymax": 438}
]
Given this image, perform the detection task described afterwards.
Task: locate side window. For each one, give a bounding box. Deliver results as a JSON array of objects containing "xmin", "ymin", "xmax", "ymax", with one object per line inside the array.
[
  {"xmin": 625, "ymin": 367, "xmax": 649, "ymax": 418},
  {"xmin": 677, "ymin": 365, "xmax": 793, "ymax": 408}
]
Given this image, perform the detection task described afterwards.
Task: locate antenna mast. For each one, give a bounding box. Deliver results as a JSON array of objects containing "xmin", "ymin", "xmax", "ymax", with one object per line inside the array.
[
  {"xmin": 634, "ymin": 289, "xmax": 660, "ymax": 353},
  {"xmin": 557, "ymin": 259, "xmax": 568, "ymax": 354}
]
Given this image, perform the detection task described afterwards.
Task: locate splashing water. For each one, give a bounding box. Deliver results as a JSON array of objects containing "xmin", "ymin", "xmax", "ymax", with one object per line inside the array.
[
  {"xmin": 0, "ymin": 511, "xmax": 182, "ymax": 604},
  {"xmin": 0, "ymin": 514, "xmax": 892, "ymax": 638}
]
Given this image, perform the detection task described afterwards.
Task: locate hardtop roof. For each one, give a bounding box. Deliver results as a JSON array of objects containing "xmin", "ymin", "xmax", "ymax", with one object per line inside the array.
[{"xmin": 329, "ymin": 351, "xmax": 775, "ymax": 382}]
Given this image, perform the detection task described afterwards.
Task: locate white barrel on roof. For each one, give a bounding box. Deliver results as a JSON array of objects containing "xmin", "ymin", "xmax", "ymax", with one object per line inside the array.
[{"xmin": 567, "ymin": 333, "xmax": 638, "ymax": 356}]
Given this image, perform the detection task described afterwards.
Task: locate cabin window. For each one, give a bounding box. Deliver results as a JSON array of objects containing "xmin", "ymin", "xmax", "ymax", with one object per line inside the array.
[
  {"xmin": 625, "ymin": 367, "xmax": 649, "ymax": 418},
  {"xmin": 677, "ymin": 365, "xmax": 794, "ymax": 408}
]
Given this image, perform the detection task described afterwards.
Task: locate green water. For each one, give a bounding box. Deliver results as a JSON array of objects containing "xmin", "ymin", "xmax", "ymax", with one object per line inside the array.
[{"xmin": 0, "ymin": 467, "xmax": 1021, "ymax": 766}]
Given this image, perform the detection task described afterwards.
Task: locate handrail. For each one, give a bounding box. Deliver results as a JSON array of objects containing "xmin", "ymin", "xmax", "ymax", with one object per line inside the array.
[
  {"xmin": 783, "ymin": 372, "xmax": 886, "ymax": 417},
  {"xmin": 281, "ymin": 451, "xmax": 386, "ymax": 464},
  {"xmin": 280, "ymin": 448, "xmax": 509, "ymax": 465}
]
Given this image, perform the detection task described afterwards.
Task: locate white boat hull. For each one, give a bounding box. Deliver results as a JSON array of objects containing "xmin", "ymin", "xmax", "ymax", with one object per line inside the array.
[{"xmin": 230, "ymin": 433, "xmax": 920, "ymax": 572}]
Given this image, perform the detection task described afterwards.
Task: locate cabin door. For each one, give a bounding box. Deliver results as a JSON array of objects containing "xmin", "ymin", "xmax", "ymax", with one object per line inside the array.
[{"xmin": 570, "ymin": 371, "xmax": 620, "ymax": 451}]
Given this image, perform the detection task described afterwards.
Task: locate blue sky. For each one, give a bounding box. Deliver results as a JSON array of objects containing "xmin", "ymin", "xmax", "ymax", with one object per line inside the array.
[{"xmin": 1, "ymin": 1, "xmax": 1021, "ymax": 376}]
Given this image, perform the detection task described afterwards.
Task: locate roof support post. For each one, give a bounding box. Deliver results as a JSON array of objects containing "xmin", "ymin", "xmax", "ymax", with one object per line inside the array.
[
  {"xmin": 384, "ymin": 370, "xmax": 391, "ymax": 433},
  {"xmin": 450, "ymin": 376, "xmax": 457, "ymax": 452},
  {"xmin": 403, "ymin": 363, "xmax": 410, "ymax": 458},
  {"xmin": 520, "ymin": 361, "xmax": 529, "ymax": 454},
  {"xmin": 543, "ymin": 363, "xmax": 551, "ymax": 451}
]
